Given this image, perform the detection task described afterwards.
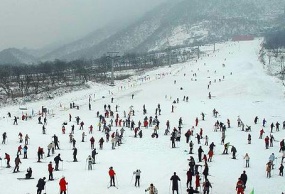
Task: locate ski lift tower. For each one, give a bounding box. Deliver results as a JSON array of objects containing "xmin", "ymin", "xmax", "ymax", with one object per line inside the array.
[{"xmin": 107, "ymin": 52, "xmax": 119, "ymax": 86}]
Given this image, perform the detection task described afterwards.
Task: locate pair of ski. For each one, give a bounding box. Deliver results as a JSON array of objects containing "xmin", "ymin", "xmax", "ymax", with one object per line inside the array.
[{"xmin": 107, "ymin": 185, "xmax": 118, "ymax": 189}]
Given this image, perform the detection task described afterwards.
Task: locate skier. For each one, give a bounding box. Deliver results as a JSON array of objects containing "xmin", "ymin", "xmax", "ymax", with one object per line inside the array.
[
  {"xmin": 185, "ymin": 129, "xmax": 191, "ymax": 143},
  {"xmin": 48, "ymin": 161, "xmax": 54, "ymax": 180},
  {"xmin": 269, "ymin": 153, "xmax": 277, "ymax": 169},
  {"xmin": 37, "ymin": 147, "xmax": 44, "ymax": 162},
  {"xmin": 186, "ymin": 169, "xmax": 193, "ymax": 188},
  {"xmin": 170, "ymin": 172, "xmax": 181, "ymax": 194},
  {"xmin": 240, "ymin": 171, "xmax": 247, "ymax": 189},
  {"xmin": 59, "ymin": 176, "xmax": 68, "ymax": 194},
  {"xmin": 13, "ymin": 155, "xmax": 21, "ymax": 173},
  {"xmin": 17, "ymin": 145, "xmax": 22, "ymax": 155},
  {"xmin": 36, "ymin": 177, "xmax": 46, "ymax": 194},
  {"xmin": 109, "ymin": 166, "xmax": 116, "ymax": 187},
  {"xmin": 223, "ymin": 143, "xmax": 230, "ymax": 154},
  {"xmin": 279, "ymin": 163, "xmax": 284, "ymax": 176},
  {"xmin": 203, "ymin": 179, "xmax": 212, "ymax": 194},
  {"xmin": 266, "ymin": 162, "xmax": 272, "ymax": 178},
  {"xmin": 195, "ymin": 173, "xmax": 201, "ymax": 191},
  {"xmin": 247, "ymin": 134, "xmax": 251, "ymax": 144},
  {"xmin": 236, "ymin": 178, "xmax": 244, "ymax": 194},
  {"xmin": 280, "ymin": 139, "xmax": 285, "ymax": 152},
  {"xmin": 53, "ymin": 134, "xmax": 60, "ymax": 149},
  {"xmin": 270, "ymin": 134, "xmax": 275, "ymax": 147},
  {"xmin": 42, "ymin": 125, "xmax": 46, "ymax": 134},
  {"xmin": 24, "ymin": 134, "xmax": 29, "ymax": 145},
  {"xmin": 208, "ymin": 149, "xmax": 213, "ymax": 162},
  {"xmin": 54, "ymin": 154, "xmax": 63, "ymax": 171},
  {"xmin": 133, "ymin": 169, "xmax": 141, "ymax": 187},
  {"xmin": 81, "ymin": 131, "xmax": 86, "ymax": 142},
  {"xmin": 86, "ymin": 155, "xmax": 93, "ymax": 170},
  {"xmin": 2, "ymin": 132, "xmax": 7, "ymax": 144},
  {"xmin": 171, "ymin": 133, "xmax": 176, "ymax": 148},
  {"xmin": 91, "ymin": 148, "xmax": 98, "ymax": 164},
  {"xmin": 25, "ymin": 167, "xmax": 32, "ymax": 179},
  {"xmin": 18, "ymin": 132, "xmax": 23, "ymax": 143},
  {"xmin": 189, "ymin": 141, "xmax": 194, "ymax": 154},
  {"xmin": 13, "ymin": 116, "xmax": 18, "ymax": 125},
  {"xmin": 89, "ymin": 125, "xmax": 93, "ymax": 134},
  {"xmin": 72, "ymin": 138, "xmax": 76, "ymax": 148},
  {"xmin": 265, "ymin": 136, "xmax": 269, "ymax": 149},
  {"xmin": 254, "ymin": 116, "xmax": 258, "ymax": 124},
  {"xmin": 198, "ymin": 146, "xmax": 204, "ymax": 162},
  {"xmin": 244, "ymin": 153, "xmax": 250, "ymax": 168},
  {"xmin": 202, "ymin": 163, "xmax": 209, "ymax": 180},
  {"xmin": 273, "ymin": 119, "xmax": 279, "ymax": 131},
  {"xmin": 259, "ymin": 128, "xmax": 265, "ymax": 139},
  {"xmin": 262, "ymin": 118, "xmax": 267, "ymax": 127},
  {"xmin": 23, "ymin": 145, "xmax": 28, "ymax": 159},
  {"xmin": 145, "ymin": 183, "xmax": 158, "ymax": 194},
  {"xmin": 99, "ymin": 137, "xmax": 104, "ymax": 149},
  {"xmin": 270, "ymin": 122, "xmax": 275, "ymax": 133},
  {"xmin": 231, "ymin": 146, "xmax": 237, "ymax": 159},
  {"xmin": 4, "ymin": 153, "xmax": 11, "ymax": 167},
  {"xmin": 79, "ymin": 121, "xmax": 84, "ymax": 130},
  {"xmin": 73, "ymin": 147, "xmax": 78, "ymax": 162}
]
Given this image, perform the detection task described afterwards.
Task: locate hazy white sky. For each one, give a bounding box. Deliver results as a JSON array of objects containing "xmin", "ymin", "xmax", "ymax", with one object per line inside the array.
[{"xmin": 0, "ymin": 0, "xmax": 167, "ymax": 51}]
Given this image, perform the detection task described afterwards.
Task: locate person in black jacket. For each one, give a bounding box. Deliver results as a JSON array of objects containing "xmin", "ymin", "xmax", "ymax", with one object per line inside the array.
[
  {"xmin": 198, "ymin": 146, "xmax": 204, "ymax": 162},
  {"xmin": 36, "ymin": 177, "xmax": 46, "ymax": 194},
  {"xmin": 170, "ymin": 172, "xmax": 181, "ymax": 194},
  {"xmin": 203, "ymin": 163, "xmax": 209, "ymax": 180},
  {"xmin": 231, "ymin": 146, "xmax": 237, "ymax": 159},
  {"xmin": 54, "ymin": 154, "xmax": 63, "ymax": 171},
  {"xmin": 25, "ymin": 167, "xmax": 32, "ymax": 179},
  {"xmin": 240, "ymin": 171, "xmax": 247, "ymax": 189},
  {"xmin": 73, "ymin": 147, "xmax": 78, "ymax": 162}
]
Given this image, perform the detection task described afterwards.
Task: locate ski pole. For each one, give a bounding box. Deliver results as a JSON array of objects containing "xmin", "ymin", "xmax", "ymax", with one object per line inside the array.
[
  {"xmin": 130, "ymin": 174, "xmax": 134, "ymax": 184},
  {"xmin": 116, "ymin": 175, "xmax": 119, "ymax": 186},
  {"xmin": 180, "ymin": 181, "xmax": 182, "ymax": 194},
  {"xmin": 62, "ymin": 161, "xmax": 63, "ymax": 171},
  {"xmin": 169, "ymin": 180, "xmax": 171, "ymax": 194}
]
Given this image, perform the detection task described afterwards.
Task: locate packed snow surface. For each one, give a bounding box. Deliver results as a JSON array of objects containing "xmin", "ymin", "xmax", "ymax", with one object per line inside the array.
[{"xmin": 0, "ymin": 38, "xmax": 285, "ymax": 194}]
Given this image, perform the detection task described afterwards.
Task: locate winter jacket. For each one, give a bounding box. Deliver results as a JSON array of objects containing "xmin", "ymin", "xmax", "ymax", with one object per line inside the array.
[
  {"xmin": 37, "ymin": 178, "xmax": 46, "ymax": 190},
  {"xmin": 170, "ymin": 174, "xmax": 180, "ymax": 190},
  {"xmin": 133, "ymin": 170, "xmax": 141, "ymax": 177},
  {"xmin": 48, "ymin": 163, "xmax": 53, "ymax": 172},
  {"xmin": 109, "ymin": 169, "xmax": 115, "ymax": 177},
  {"xmin": 59, "ymin": 177, "xmax": 68, "ymax": 191}
]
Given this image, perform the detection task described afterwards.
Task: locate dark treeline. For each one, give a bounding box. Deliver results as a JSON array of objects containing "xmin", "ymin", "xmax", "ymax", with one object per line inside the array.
[
  {"xmin": 264, "ymin": 28, "xmax": 285, "ymax": 56},
  {"xmin": 0, "ymin": 49, "xmax": 194, "ymax": 100}
]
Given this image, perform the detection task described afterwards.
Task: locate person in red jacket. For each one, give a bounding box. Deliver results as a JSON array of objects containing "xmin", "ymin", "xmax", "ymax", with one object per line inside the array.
[
  {"xmin": 48, "ymin": 161, "xmax": 54, "ymax": 180},
  {"xmin": 236, "ymin": 178, "xmax": 244, "ymax": 194},
  {"xmin": 90, "ymin": 136, "xmax": 95, "ymax": 149},
  {"xmin": 195, "ymin": 173, "xmax": 200, "ymax": 191},
  {"xmin": 109, "ymin": 166, "xmax": 116, "ymax": 187},
  {"xmin": 59, "ymin": 176, "xmax": 68, "ymax": 194},
  {"xmin": 4, "ymin": 153, "xmax": 10, "ymax": 167},
  {"xmin": 265, "ymin": 136, "xmax": 269, "ymax": 149}
]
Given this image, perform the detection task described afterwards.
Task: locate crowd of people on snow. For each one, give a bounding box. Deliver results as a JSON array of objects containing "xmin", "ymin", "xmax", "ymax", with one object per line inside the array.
[{"xmin": 2, "ymin": 61, "xmax": 285, "ymax": 194}]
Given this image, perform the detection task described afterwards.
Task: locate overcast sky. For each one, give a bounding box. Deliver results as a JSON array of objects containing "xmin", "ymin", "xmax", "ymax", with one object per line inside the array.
[{"xmin": 0, "ymin": 0, "xmax": 168, "ymax": 51}]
